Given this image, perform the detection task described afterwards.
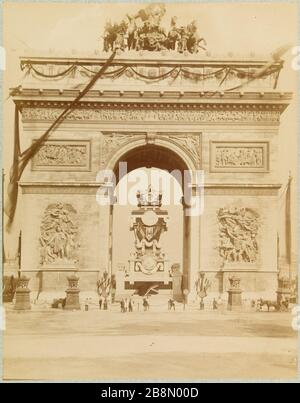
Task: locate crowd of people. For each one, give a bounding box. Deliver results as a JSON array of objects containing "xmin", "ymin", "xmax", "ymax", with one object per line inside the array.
[{"xmin": 81, "ymin": 294, "xmax": 290, "ymax": 313}]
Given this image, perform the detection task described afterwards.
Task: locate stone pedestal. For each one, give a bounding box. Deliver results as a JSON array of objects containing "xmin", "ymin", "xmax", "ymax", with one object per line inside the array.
[
  {"xmin": 14, "ymin": 276, "xmax": 31, "ymax": 310},
  {"xmin": 64, "ymin": 274, "xmax": 81, "ymax": 310},
  {"xmin": 227, "ymin": 275, "xmax": 242, "ymax": 311},
  {"xmin": 276, "ymin": 276, "xmax": 291, "ymax": 305},
  {"xmin": 171, "ymin": 264, "xmax": 183, "ymax": 302}
]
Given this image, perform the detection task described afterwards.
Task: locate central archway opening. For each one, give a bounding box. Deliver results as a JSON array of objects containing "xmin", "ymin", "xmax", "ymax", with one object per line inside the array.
[
  {"xmin": 113, "ymin": 144, "xmax": 189, "ymax": 182},
  {"xmin": 109, "ymin": 144, "xmax": 192, "ymax": 299}
]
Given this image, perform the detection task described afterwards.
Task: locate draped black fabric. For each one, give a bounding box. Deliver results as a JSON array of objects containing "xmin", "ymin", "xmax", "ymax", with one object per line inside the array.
[
  {"xmin": 22, "ymin": 60, "xmax": 282, "ymax": 85},
  {"xmin": 5, "ymin": 50, "xmax": 117, "ymax": 229}
]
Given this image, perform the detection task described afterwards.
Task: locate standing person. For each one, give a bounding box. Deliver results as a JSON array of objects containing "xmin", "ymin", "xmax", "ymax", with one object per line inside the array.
[
  {"xmin": 120, "ymin": 299, "xmax": 125, "ymax": 313},
  {"xmin": 85, "ymin": 298, "xmax": 89, "ymax": 311},
  {"xmin": 144, "ymin": 297, "xmax": 150, "ymax": 311},
  {"xmin": 168, "ymin": 298, "xmax": 175, "ymax": 311},
  {"xmin": 128, "ymin": 298, "xmax": 133, "ymax": 312},
  {"xmin": 99, "ymin": 297, "xmax": 103, "ymax": 310},
  {"xmin": 143, "ymin": 297, "xmax": 148, "ymax": 311}
]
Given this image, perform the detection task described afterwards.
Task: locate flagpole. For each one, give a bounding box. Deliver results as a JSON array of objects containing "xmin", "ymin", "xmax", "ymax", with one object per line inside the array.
[{"xmin": 286, "ymin": 172, "xmax": 292, "ymax": 283}]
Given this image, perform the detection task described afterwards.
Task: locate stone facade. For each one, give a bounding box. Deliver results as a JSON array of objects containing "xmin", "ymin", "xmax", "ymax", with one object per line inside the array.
[{"xmin": 9, "ymin": 52, "xmax": 292, "ymax": 299}]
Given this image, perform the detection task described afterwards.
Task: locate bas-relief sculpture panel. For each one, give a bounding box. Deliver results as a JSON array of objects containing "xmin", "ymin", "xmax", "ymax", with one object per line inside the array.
[
  {"xmin": 217, "ymin": 207, "xmax": 260, "ymax": 266},
  {"xmin": 210, "ymin": 141, "xmax": 269, "ymax": 173},
  {"xmin": 39, "ymin": 203, "xmax": 79, "ymax": 266},
  {"xmin": 32, "ymin": 140, "xmax": 91, "ymax": 171}
]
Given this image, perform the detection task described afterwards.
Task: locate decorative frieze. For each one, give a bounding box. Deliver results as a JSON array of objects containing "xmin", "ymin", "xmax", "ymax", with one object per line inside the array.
[
  {"xmin": 210, "ymin": 141, "xmax": 269, "ymax": 172},
  {"xmin": 217, "ymin": 207, "xmax": 259, "ymax": 264},
  {"xmin": 32, "ymin": 140, "xmax": 91, "ymax": 171},
  {"xmin": 21, "ymin": 105, "xmax": 281, "ymax": 124}
]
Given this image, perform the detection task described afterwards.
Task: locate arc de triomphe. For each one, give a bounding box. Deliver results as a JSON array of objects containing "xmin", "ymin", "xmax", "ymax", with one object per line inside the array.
[{"xmin": 8, "ymin": 48, "xmax": 292, "ymax": 299}]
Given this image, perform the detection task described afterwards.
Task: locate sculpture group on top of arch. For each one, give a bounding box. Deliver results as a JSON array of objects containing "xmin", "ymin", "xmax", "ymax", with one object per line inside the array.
[{"xmin": 102, "ymin": 3, "xmax": 206, "ymax": 54}]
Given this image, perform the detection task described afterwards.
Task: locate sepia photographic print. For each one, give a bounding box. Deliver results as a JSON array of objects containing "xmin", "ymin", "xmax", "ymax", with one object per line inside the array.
[{"xmin": 1, "ymin": 1, "xmax": 299, "ymax": 384}]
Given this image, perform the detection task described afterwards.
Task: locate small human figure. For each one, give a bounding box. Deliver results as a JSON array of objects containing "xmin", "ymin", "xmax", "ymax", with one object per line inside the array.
[
  {"xmin": 128, "ymin": 298, "xmax": 134, "ymax": 312},
  {"xmin": 85, "ymin": 298, "xmax": 89, "ymax": 312},
  {"xmin": 124, "ymin": 298, "xmax": 128, "ymax": 312},
  {"xmin": 99, "ymin": 297, "xmax": 103, "ymax": 310},
  {"xmin": 168, "ymin": 298, "xmax": 175, "ymax": 311},
  {"xmin": 143, "ymin": 297, "xmax": 149, "ymax": 311},
  {"xmin": 213, "ymin": 298, "xmax": 218, "ymax": 310},
  {"xmin": 120, "ymin": 299, "xmax": 125, "ymax": 313}
]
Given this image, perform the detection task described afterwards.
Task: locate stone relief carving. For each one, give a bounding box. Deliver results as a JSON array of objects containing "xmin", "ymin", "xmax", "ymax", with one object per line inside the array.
[
  {"xmin": 167, "ymin": 134, "xmax": 201, "ymax": 166},
  {"xmin": 22, "ymin": 107, "xmax": 280, "ymax": 124},
  {"xmin": 33, "ymin": 141, "xmax": 90, "ymax": 170},
  {"xmin": 100, "ymin": 132, "xmax": 201, "ymax": 168},
  {"xmin": 211, "ymin": 142, "xmax": 268, "ymax": 172},
  {"xmin": 100, "ymin": 133, "xmax": 139, "ymax": 167},
  {"xmin": 40, "ymin": 203, "xmax": 79, "ymax": 265},
  {"xmin": 217, "ymin": 207, "xmax": 259, "ymax": 264},
  {"xmin": 215, "ymin": 147, "xmax": 263, "ymax": 168}
]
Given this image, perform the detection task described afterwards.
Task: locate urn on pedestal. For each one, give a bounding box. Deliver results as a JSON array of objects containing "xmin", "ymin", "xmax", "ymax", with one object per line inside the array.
[
  {"xmin": 227, "ymin": 275, "xmax": 242, "ymax": 311},
  {"xmin": 276, "ymin": 276, "xmax": 291, "ymax": 306},
  {"xmin": 14, "ymin": 276, "xmax": 31, "ymax": 311},
  {"xmin": 64, "ymin": 274, "xmax": 81, "ymax": 310}
]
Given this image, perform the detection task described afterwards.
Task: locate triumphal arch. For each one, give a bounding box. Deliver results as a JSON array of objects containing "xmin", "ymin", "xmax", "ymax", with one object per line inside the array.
[{"xmin": 9, "ymin": 5, "xmax": 292, "ymax": 300}]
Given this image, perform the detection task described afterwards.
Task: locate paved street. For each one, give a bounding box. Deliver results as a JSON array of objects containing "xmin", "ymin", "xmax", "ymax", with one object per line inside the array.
[{"xmin": 2, "ymin": 303, "xmax": 298, "ymax": 381}]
